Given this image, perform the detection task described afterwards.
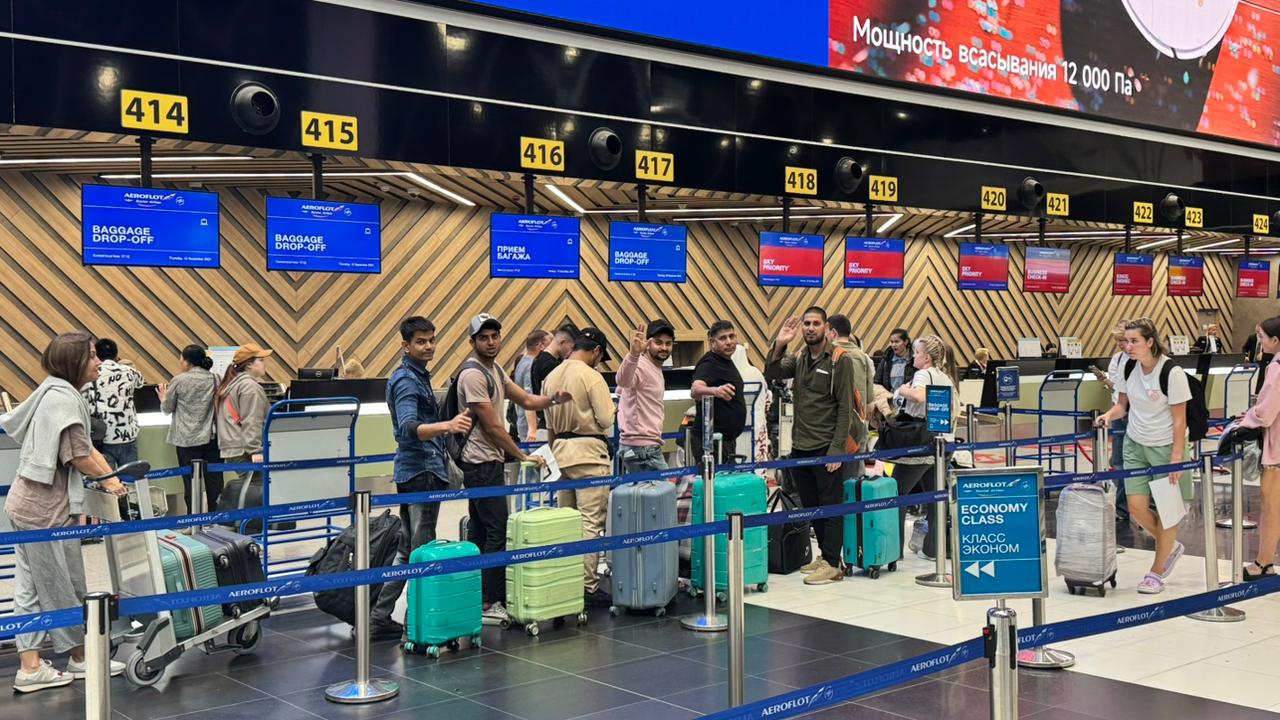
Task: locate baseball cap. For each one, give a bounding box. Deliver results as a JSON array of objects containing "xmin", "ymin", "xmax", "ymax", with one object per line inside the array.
[
  {"xmin": 468, "ymin": 313, "xmax": 502, "ymax": 337},
  {"xmin": 232, "ymin": 343, "xmax": 273, "ymax": 366},
  {"xmin": 577, "ymin": 327, "xmax": 610, "ymax": 360},
  {"xmin": 646, "ymin": 318, "xmax": 675, "ymax": 339}
]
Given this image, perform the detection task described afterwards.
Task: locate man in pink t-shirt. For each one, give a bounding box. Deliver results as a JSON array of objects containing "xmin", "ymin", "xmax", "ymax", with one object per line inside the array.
[{"xmin": 617, "ymin": 319, "xmax": 674, "ymax": 472}]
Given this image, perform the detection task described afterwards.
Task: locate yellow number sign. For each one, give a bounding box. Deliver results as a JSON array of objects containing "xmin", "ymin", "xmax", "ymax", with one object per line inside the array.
[
  {"xmin": 1133, "ymin": 201, "xmax": 1154, "ymax": 225},
  {"xmin": 784, "ymin": 166, "xmax": 818, "ymax": 196},
  {"xmin": 869, "ymin": 175, "xmax": 898, "ymax": 203},
  {"xmin": 1046, "ymin": 193, "xmax": 1069, "ymax": 217},
  {"xmin": 301, "ymin": 111, "xmax": 358, "ymax": 152},
  {"xmin": 1184, "ymin": 206, "xmax": 1203, "ymax": 229},
  {"xmin": 980, "ymin": 186, "xmax": 1007, "ymax": 212},
  {"xmin": 120, "ymin": 90, "xmax": 188, "ymax": 134},
  {"xmin": 1255, "ymin": 213, "xmax": 1270, "ymax": 235},
  {"xmin": 635, "ymin": 150, "xmax": 674, "ymax": 183},
  {"xmin": 520, "ymin": 137, "xmax": 565, "ymax": 172}
]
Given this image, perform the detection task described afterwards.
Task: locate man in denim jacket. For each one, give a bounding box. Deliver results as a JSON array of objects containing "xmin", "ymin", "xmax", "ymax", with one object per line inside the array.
[{"xmin": 371, "ymin": 316, "xmax": 472, "ymax": 638}]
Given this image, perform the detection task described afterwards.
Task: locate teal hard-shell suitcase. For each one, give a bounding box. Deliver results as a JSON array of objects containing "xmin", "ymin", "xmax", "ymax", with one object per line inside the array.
[
  {"xmin": 505, "ymin": 506, "xmax": 586, "ymax": 635},
  {"xmin": 157, "ymin": 531, "xmax": 225, "ymax": 640},
  {"xmin": 403, "ymin": 539, "xmax": 482, "ymax": 656},
  {"xmin": 841, "ymin": 476, "xmax": 901, "ymax": 578},
  {"xmin": 690, "ymin": 472, "xmax": 769, "ymax": 597}
]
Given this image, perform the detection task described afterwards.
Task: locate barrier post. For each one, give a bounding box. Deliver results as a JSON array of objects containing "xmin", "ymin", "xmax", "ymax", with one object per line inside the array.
[
  {"xmin": 1231, "ymin": 456, "xmax": 1247, "ymax": 586},
  {"xmin": 190, "ymin": 458, "xmax": 206, "ymax": 516},
  {"xmin": 84, "ymin": 592, "xmax": 116, "ymax": 720},
  {"xmin": 683, "ymin": 397, "xmax": 728, "ymax": 632},
  {"xmin": 726, "ymin": 511, "xmax": 746, "ymax": 708},
  {"xmin": 966, "ymin": 403, "xmax": 978, "ymax": 448},
  {"xmin": 325, "ymin": 491, "xmax": 400, "ymax": 703},
  {"xmin": 1002, "ymin": 404, "xmax": 1015, "ymax": 466},
  {"xmin": 987, "ymin": 602, "xmax": 1018, "ymax": 720},
  {"xmin": 1190, "ymin": 454, "xmax": 1245, "ymax": 623},
  {"xmin": 916, "ymin": 436, "xmax": 952, "ymax": 588},
  {"xmin": 1094, "ymin": 416, "xmax": 1125, "ymax": 554}
]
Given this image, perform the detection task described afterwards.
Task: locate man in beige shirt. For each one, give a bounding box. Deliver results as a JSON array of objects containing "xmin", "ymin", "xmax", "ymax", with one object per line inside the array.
[{"xmin": 542, "ymin": 326, "xmax": 616, "ymax": 606}]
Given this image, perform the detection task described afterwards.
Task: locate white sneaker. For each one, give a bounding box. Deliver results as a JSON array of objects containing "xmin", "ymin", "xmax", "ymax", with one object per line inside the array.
[
  {"xmin": 13, "ymin": 660, "xmax": 74, "ymax": 693},
  {"xmin": 65, "ymin": 657, "xmax": 125, "ymax": 679},
  {"xmin": 482, "ymin": 601, "xmax": 510, "ymax": 626}
]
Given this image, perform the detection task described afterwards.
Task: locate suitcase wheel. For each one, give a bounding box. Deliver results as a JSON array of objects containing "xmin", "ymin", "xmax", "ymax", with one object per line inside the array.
[
  {"xmin": 471, "ymin": 634, "xmax": 482, "ymax": 648},
  {"xmin": 842, "ymin": 564, "xmax": 853, "ymax": 577},
  {"xmin": 447, "ymin": 639, "xmax": 461, "ymax": 652},
  {"xmin": 577, "ymin": 612, "xmax": 589, "ymax": 626},
  {"xmin": 868, "ymin": 567, "xmax": 881, "ymax": 580},
  {"xmin": 654, "ymin": 607, "xmax": 667, "ymax": 618},
  {"xmin": 403, "ymin": 641, "xmax": 416, "ymax": 654},
  {"xmin": 609, "ymin": 606, "xmax": 620, "ymax": 617},
  {"xmin": 888, "ymin": 561, "xmax": 898, "ymax": 572},
  {"xmin": 526, "ymin": 622, "xmax": 540, "ymax": 637},
  {"xmin": 232, "ymin": 621, "xmax": 261, "ymax": 655},
  {"xmin": 426, "ymin": 645, "xmax": 440, "ymax": 658},
  {"xmin": 687, "ymin": 586, "xmax": 699, "ymax": 598},
  {"xmin": 756, "ymin": 583, "xmax": 768, "ymax": 593},
  {"xmin": 715, "ymin": 591, "xmax": 727, "ymax": 603}
]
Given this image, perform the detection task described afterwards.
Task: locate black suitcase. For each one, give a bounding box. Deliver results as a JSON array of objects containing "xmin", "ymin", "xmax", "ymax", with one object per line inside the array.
[
  {"xmin": 767, "ymin": 489, "xmax": 812, "ymax": 575},
  {"xmin": 216, "ymin": 475, "xmax": 296, "ymax": 533},
  {"xmin": 191, "ymin": 526, "xmax": 268, "ymax": 618}
]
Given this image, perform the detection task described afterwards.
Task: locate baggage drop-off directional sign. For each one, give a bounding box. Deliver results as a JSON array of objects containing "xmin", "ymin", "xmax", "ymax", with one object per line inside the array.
[{"xmin": 951, "ymin": 467, "xmax": 1047, "ymax": 601}]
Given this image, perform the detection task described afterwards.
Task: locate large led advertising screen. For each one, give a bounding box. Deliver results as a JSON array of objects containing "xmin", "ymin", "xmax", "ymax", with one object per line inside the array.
[{"xmin": 466, "ymin": 0, "xmax": 1280, "ymax": 149}]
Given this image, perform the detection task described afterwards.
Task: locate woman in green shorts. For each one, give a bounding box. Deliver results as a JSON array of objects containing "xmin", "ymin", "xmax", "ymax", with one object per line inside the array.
[{"xmin": 1096, "ymin": 318, "xmax": 1192, "ymax": 594}]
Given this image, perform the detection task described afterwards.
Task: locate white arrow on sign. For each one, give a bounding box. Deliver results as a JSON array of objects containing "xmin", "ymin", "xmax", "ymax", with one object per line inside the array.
[
  {"xmin": 982, "ymin": 561, "xmax": 996, "ymax": 577},
  {"xmin": 965, "ymin": 561, "xmax": 998, "ymax": 578},
  {"xmin": 965, "ymin": 562, "xmax": 980, "ymax": 578}
]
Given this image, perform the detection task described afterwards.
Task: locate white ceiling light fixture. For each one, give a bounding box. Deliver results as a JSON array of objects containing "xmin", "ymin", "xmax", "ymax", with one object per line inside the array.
[
  {"xmin": 544, "ymin": 184, "xmax": 586, "ymax": 215},
  {"xmin": 0, "ymin": 155, "xmax": 254, "ymax": 166},
  {"xmin": 943, "ymin": 223, "xmax": 976, "ymax": 238},
  {"xmin": 582, "ymin": 206, "xmax": 899, "ymax": 216},
  {"xmin": 1188, "ymin": 238, "xmax": 1240, "ymax": 251},
  {"xmin": 403, "ymin": 173, "xmax": 476, "ymax": 207},
  {"xmin": 1136, "ymin": 237, "xmax": 1177, "ymax": 250},
  {"xmin": 877, "ymin": 213, "xmax": 904, "ymax": 234}
]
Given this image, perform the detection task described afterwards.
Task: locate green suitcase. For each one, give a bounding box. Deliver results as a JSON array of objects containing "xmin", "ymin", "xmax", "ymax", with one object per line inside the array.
[
  {"xmin": 505, "ymin": 506, "xmax": 586, "ymax": 636},
  {"xmin": 404, "ymin": 540, "xmax": 482, "ymax": 657},
  {"xmin": 690, "ymin": 473, "xmax": 769, "ymax": 597},
  {"xmin": 157, "ymin": 531, "xmax": 225, "ymax": 640}
]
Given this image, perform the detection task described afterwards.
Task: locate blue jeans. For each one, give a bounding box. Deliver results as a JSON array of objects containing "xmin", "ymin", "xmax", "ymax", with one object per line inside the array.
[
  {"xmin": 1108, "ymin": 417, "xmax": 1129, "ymax": 518},
  {"xmin": 101, "ymin": 441, "xmax": 138, "ymax": 470},
  {"xmin": 619, "ymin": 444, "xmax": 668, "ymax": 473}
]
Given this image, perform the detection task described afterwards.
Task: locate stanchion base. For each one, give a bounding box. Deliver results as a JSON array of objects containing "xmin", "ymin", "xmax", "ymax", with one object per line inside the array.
[
  {"xmin": 324, "ymin": 678, "xmax": 400, "ymax": 704},
  {"xmin": 680, "ymin": 613, "xmax": 729, "ymax": 632},
  {"xmin": 915, "ymin": 572, "xmax": 952, "ymax": 588},
  {"xmin": 1116, "ymin": 546, "xmax": 1125, "ymax": 554},
  {"xmin": 1189, "ymin": 606, "xmax": 1246, "ymax": 624},
  {"xmin": 1215, "ymin": 517, "xmax": 1259, "ymax": 530},
  {"xmin": 1017, "ymin": 646, "xmax": 1076, "ymax": 669}
]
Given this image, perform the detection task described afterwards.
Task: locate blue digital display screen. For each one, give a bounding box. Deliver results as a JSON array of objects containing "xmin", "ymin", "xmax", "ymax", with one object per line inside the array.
[
  {"xmin": 81, "ymin": 184, "xmax": 220, "ymax": 268},
  {"xmin": 608, "ymin": 222, "xmax": 687, "ymax": 283},
  {"xmin": 490, "ymin": 213, "xmax": 581, "ymax": 278},
  {"xmin": 265, "ymin": 197, "xmax": 381, "ymax": 274}
]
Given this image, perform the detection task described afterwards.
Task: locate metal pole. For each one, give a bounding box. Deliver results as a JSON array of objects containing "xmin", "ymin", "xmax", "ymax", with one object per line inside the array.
[
  {"xmin": 1002, "ymin": 404, "xmax": 1015, "ymax": 466},
  {"xmin": 1232, "ymin": 456, "xmax": 1246, "ymax": 587},
  {"xmin": 966, "ymin": 403, "xmax": 978, "ymax": 448},
  {"xmin": 311, "ymin": 153, "xmax": 325, "ymax": 199},
  {"xmin": 190, "ymin": 458, "xmax": 206, "ymax": 517},
  {"xmin": 917, "ymin": 436, "xmax": 951, "ymax": 587},
  {"xmin": 326, "ymin": 491, "xmax": 400, "ymax": 703},
  {"xmin": 84, "ymin": 592, "xmax": 115, "ymax": 720},
  {"xmin": 1191, "ymin": 455, "xmax": 1245, "ymax": 622},
  {"xmin": 684, "ymin": 396, "xmax": 728, "ymax": 631},
  {"xmin": 1095, "ymin": 416, "xmax": 1124, "ymax": 554},
  {"xmin": 988, "ymin": 604, "xmax": 1019, "ymax": 720},
  {"xmin": 138, "ymin": 136, "xmax": 153, "ymax": 187},
  {"xmin": 726, "ymin": 512, "xmax": 746, "ymax": 707}
]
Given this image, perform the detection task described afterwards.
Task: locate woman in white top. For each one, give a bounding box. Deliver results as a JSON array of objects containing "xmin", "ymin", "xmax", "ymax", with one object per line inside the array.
[
  {"xmin": 1096, "ymin": 318, "xmax": 1191, "ymax": 594},
  {"xmin": 891, "ymin": 334, "xmax": 958, "ymax": 559}
]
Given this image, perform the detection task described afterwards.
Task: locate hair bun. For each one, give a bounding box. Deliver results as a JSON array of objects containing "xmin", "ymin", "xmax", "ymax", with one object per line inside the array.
[{"xmin": 200, "ymin": 357, "xmax": 214, "ymax": 370}]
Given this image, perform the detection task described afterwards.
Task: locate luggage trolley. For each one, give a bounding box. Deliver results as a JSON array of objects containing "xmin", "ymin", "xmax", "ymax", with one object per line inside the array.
[
  {"xmin": 1222, "ymin": 363, "xmax": 1257, "ymax": 421},
  {"xmin": 0, "ymin": 431, "xmax": 20, "ymax": 617},
  {"xmin": 1017, "ymin": 370, "xmax": 1083, "ymax": 475},
  {"xmin": 255, "ymin": 397, "xmax": 360, "ymax": 578},
  {"xmin": 84, "ymin": 462, "xmax": 271, "ymax": 687}
]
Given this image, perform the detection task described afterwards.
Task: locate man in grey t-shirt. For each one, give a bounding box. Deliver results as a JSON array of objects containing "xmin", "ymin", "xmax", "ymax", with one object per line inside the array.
[{"xmin": 513, "ymin": 330, "xmax": 549, "ymax": 442}]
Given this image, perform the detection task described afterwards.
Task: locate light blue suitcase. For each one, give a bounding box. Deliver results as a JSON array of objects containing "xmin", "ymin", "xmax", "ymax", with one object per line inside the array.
[
  {"xmin": 607, "ymin": 481, "xmax": 678, "ymax": 616},
  {"xmin": 841, "ymin": 476, "xmax": 901, "ymax": 578}
]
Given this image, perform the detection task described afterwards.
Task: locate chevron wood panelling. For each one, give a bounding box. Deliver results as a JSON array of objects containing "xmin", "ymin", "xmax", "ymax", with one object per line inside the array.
[{"xmin": 0, "ymin": 172, "xmax": 1241, "ymax": 397}]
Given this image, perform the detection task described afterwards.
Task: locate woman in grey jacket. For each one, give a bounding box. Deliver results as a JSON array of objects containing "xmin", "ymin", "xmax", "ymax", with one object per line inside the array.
[
  {"xmin": 214, "ymin": 343, "xmax": 272, "ymax": 514},
  {"xmin": 2, "ymin": 332, "xmax": 127, "ymax": 693},
  {"xmin": 158, "ymin": 345, "xmax": 221, "ymax": 513}
]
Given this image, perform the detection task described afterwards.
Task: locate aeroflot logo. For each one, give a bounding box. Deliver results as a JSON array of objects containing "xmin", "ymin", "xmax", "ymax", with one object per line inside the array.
[
  {"xmin": 909, "ymin": 643, "xmax": 973, "ymax": 673},
  {"xmin": 621, "ymin": 532, "xmax": 668, "ymax": 546},
  {"xmin": 124, "ymin": 191, "xmax": 175, "ymax": 202},
  {"xmin": 760, "ymin": 685, "xmax": 835, "ymax": 716},
  {"xmin": 301, "ymin": 203, "xmax": 345, "ymax": 213},
  {"xmin": 510, "ymin": 547, "xmax": 558, "ymax": 562},
  {"xmin": 0, "ymin": 615, "xmax": 53, "ymax": 634},
  {"xmin": 227, "ymin": 580, "xmax": 304, "ymax": 599},
  {"xmin": 1021, "ymin": 626, "xmax": 1056, "ymax": 646},
  {"xmin": 862, "ymin": 499, "xmax": 895, "ymax": 512},
  {"xmin": 1219, "ymin": 585, "xmax": 1261, "ymax": 603},
  {"xmin": 785, "ymin": 509, "xmax": 821, "ymax": 520},
  {"xmin": 1117, "ymin": 606, "xmax": 1166, "ymax": 626}
]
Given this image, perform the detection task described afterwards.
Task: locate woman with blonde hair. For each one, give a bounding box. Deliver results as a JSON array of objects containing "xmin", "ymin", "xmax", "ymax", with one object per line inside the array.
[
  {"xmin": 891, "ymin": 334, "xmax": 958, "ymax": 559},
  {"xmin": 1096, "ymin": 318, "xmax": 1191, "ymax": 594},
  {"xmin": 966, "ymin": 347, "xmax": 990, "ymax": 379}
]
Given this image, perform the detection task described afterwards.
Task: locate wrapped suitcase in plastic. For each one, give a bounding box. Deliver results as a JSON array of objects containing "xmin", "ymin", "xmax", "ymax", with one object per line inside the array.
[
  {"xmin": 157, "ymin": 532, "xmax": 226, "ymax": 640},
  {"xmin": 690, "ymin": 472, "xmax": 769, "ymax": 600},
  {"xmin": 1054, "ymin": 482, "xmax": 1118, "ymax": 596},
  {"xmin": 607, "ymin": 481, "xmax": 678, "ymax": 616},
  {"xmin": 506, "ymin": 506, "xmax": 587, "ymax": 636},
  {"xmin": 189, "ymin": 526, "xmax": 268, "ymax": 619},
  {"xmin": 842, "ymin": 476, "xmax": 901, "ymax": 578},
  {"xmin": 404, "ymin": 540, "xmax": 483, "ymax": 656}
]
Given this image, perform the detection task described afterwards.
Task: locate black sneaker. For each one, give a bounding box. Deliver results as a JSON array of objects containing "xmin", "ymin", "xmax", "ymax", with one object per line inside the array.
[
  {"xmin": 584, "ymin": 589, "xmax": 612, "ymax": 607},
  {"xmin": 368, "ymin": 620, "xmax": 404, "ymax": 642}
]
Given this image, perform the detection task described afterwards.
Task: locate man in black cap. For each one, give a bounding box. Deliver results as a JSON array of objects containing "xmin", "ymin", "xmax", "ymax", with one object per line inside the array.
[
  {"xmin": 542, "ymin": 326, "xmax": 616, "ymax": 606},
  {"xmin": 617, "ymin": 319, "xmax": 674, "ymax": 473},
  {"xmin": 456, "ymin": 313, "xmax": 571, "ymax": 625}
]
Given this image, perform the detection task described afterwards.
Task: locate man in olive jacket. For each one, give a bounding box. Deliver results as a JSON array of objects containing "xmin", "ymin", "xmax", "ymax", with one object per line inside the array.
[{"xmin": 764, "ymin": 307, "xmax": 854, "ymax": 586}]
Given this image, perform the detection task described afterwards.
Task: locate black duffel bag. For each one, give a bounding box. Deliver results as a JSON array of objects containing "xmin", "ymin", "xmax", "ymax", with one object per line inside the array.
[
  {"xmin": 305, "ymin": 510, "xmax": 403, "ymax": 625},
  {"xmin": 767, "ymin": 489, "xmax": 812, "ymax": 575},
  {"xmin": 877, "ymin": 411, "xmax": 934, "ymax": 452}
]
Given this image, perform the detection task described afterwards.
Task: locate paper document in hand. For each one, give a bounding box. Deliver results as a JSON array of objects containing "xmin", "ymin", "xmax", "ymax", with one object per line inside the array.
[
  {"xmin": 531, "ymin": 444, "xmax": 561, "ymax": 483},
  {"xmin": 1148, "ymin": 478, "xmax": 1186, "ymax": 528}
]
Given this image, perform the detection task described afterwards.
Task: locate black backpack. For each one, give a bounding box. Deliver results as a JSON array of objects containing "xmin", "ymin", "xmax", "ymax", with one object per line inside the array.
[
  {"xmin": 305, "ymin": 510, "xmax": 402, "ymax": 625},
  {"xmin": 1124, "ymin": 359, "xmax": 1209, "ymax": 441},
  {"xmin": 442, "ymin": 359, "xmax": 493, "ymax": 462}
]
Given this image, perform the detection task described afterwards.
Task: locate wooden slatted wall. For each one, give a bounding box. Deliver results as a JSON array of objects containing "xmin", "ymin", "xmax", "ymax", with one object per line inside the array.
[{"xmin": 0, "ymin": 173, "xmax": 1237, "ymax": 396}]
